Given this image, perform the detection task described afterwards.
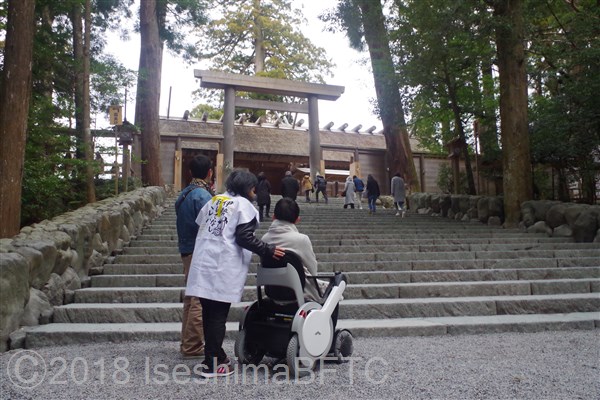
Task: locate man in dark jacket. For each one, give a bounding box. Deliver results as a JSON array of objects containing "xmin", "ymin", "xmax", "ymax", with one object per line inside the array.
[
  {"xmin": 281, "ymin": 171, "xmax": 300, "ymax": 200},
  {"xmin": 175, "ymin": 154, "xmax": 214, "ymax": 359}
]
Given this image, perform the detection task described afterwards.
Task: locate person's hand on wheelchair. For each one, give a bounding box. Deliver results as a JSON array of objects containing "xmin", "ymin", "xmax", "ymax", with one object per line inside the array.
[{"xmin": 272, "ymin": 246, "xmax": 285, "ymax": 259}]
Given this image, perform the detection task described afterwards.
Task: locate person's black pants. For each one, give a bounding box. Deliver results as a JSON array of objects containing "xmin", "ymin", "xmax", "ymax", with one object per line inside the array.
[
  {"xmin": 258, "ymin": 203, "xmax": 270, "ymax": 220},
  {"xmin": 199, "ymin": 297, "xmax": 231, "ymax": 369}
]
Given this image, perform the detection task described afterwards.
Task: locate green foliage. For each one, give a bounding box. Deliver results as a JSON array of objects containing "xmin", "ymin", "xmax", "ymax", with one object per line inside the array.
[
  {"xmin": 190, "ymin": 103, "xmax": 223, "ymax": 120},
  {"xmin": 319, "ymin": 0, "xmax": 365, "ymax": 51},
  {"xmin": 389, "ymin": 0, "xmax": 498, "ymax": 157},
  {"xmin": 196, "ymin": 0, "xmax": 333, "ymax": 82},
  {"xmin": 527, "ymin": 0, "xmax": 600, "ymax": 202},
  {"xmin": 436, "ymin": 163, "xmax": 468, "ymax": 194},
  {"xmin": 22, "ymin": 123, "xmax": 83, "ymax": 225},
  {"xmin": 157, "ymin": 0, "xmax": 210, "ymax": 61},
  {"xmin": 91, "ymin": 54, "xmax": 137, "ymax": 118}
]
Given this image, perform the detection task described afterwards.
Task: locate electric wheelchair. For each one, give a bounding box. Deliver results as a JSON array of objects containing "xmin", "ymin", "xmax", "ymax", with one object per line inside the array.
[{"xmin": 234, "ymin": 250, "xmax": 353, "ymax": 377}]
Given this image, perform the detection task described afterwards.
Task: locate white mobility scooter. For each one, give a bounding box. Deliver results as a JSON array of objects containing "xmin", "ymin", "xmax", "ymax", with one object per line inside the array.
[{"xmin": 234, "ymin": 251, "xmax": 353, "ymax": 377}]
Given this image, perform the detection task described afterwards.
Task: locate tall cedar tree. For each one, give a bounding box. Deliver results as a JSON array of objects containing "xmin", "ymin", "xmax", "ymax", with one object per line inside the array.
[
  {"xmin": 72, "ymin": 0, "xmax": 96, "ymax": 202},
  {"xmin": 135, "ymin": 0, "xmax": 164, "ymax": 186},
  {"xmin": 0, "ymin": 0, "xmax": 36, "ymax": 238},
  {"xmin": 355, "ymin": 0, "xmax": 418, "ymax": 188},
  {"xmin": 491, "ymin": 0, "xmax": 532, "ymax": 226}
]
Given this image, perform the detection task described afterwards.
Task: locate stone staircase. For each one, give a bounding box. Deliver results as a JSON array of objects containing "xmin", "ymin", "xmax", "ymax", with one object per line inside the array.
[{"xmin": 25, "ymin": 197, "xmax": 600, "ymax": 347}]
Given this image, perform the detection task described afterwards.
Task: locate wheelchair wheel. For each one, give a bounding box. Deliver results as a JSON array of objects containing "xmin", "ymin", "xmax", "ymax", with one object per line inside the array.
[
  {"xmin": 234, "ymin": 330, "xmax": 265, "ymax": 365},
  {"xmin": 332, "ymin": 329, "xmax": 354, "ymax": 364},
  {"xmin": 286, "ymin": 334, "xmax": 315, "ymax": 378}
]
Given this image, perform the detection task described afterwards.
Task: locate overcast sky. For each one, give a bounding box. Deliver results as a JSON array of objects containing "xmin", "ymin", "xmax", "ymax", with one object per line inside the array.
[{"xmin": 102, "ymin": 0, "xmax": 380, "ymax": 131}]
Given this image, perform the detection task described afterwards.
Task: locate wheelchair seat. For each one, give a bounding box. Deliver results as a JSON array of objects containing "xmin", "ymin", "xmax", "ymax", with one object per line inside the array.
[{"xmin": 258, "ymin": 250, "xmax": 306, "ymax": 308}]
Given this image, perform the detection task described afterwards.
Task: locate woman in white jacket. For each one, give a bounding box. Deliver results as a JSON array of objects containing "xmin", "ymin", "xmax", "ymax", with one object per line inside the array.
[{"xmin": 343, "ymin": 176, "xmax": 355, "ymax": 209}]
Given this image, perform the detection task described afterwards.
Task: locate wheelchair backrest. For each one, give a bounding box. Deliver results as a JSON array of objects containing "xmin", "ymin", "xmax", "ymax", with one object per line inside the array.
[{"xmin": 258, "ymin": 250, "xmax": 306, "ymax": 305}]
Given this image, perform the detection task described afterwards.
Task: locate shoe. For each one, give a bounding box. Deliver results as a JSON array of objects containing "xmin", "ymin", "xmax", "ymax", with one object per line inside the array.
[
  {"xmin": 200, "ymin": 362, "xmax": 234, "ymax": 378},
  {"xmin": 395, "ymin": 212, "xmax": 400, "ymax": 216},
  {"xmin": 402, "ymin": 211, "xmax": 406, "ymax": 218}
]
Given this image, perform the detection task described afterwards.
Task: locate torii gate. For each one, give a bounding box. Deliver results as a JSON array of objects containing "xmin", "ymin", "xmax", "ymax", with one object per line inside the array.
[{"xmin": 194, "ymin": 70, "xmax": 344, "ymax": 190}]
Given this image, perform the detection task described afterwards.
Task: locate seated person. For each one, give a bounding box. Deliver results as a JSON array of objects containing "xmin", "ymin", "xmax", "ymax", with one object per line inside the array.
[{"xmin": 261, "ymin": 198, "xmax": 324, "ymax": 303}]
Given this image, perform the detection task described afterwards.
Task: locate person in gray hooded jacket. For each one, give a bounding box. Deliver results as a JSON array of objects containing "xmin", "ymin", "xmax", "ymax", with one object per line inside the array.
[{"xmin": 261, "ymin": 198, "xmax": 323, "ymax": 302}]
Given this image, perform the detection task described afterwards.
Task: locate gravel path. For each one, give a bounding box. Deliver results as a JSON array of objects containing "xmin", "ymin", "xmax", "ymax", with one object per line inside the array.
[{"xmin": 1, "ymin": 330, "xmax": 598, "ymax": 400}]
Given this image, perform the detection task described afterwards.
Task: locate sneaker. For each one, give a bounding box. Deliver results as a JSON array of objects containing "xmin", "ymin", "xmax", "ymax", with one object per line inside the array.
[
  {"xmin": 395, "ymin": 212, "xmax": 400, "ymax": 216},
  {"xmin": 200, "ymin": 362, "xmax": 235, "ymax": 378}
]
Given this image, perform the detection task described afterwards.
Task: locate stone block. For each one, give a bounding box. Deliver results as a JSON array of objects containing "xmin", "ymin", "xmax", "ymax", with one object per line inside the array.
[
  {"xmin": 61, "ymin": 267, "xmax": 81, "ymax": 291},
  {"xmin": 488, "ymin": 196, "xmax": 504, "ymax": 219},
  {"xmin": 430, "ymin": 195, "xmax": 441, "ymax": 213},
  {"xmin": 530, "ymin": 280, "xmax": 591, "ymax": 295},
  {"xmin": 527, "ymin": 220, "xmax": 551, "ymax": 235},
  {"xmin": 565, "ymin": 204, "xmax": 589, "ymax": 226},
  {"xmin": 546, "ymin": 203, "xmax": 568, "ymax": 228},
  {"xmin": 20, "ymin": 288, "xmax": 53, "ymax": 326},
  {"xmin": 52, "ymin": 249, "xmax": 73, "ymax": 276},
  {"xmin": 13, "ymin": 246, "xmax": 50, "ymax": 290},
  {"xmin": 553, "ymin": 224, "xmax": 573, "ymax": 238},
  {"xmin": 439, "ymin": 195, "xmax": 451, "ymax": 217},
  {"xmin": 477, "ymin": 197, "xmax": 490, "ymax": 223},
  {"xmin": 8, "ymin": 328, "xmax": 27, "ymax": 350},
  {"xmin": 521, "ymin": 201, "xmax": 536, "ymax": 227},
  {"xmin": 573, "ymin": 208, "xmax": 599, "ymax": 242},
  {"xmin": 0, "ymin": 253, "xmax": 30, "ymax": 353},
  {"xmin": 43, "ymin": 273, "xmax": 66, "ymax": 306}
]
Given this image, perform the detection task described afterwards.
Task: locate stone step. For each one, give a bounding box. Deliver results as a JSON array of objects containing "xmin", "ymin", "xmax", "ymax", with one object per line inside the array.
[
  {"xmin": 102, "ymin": 257, "xmax": 600, "ymax": 275},
  {"xmin": 111, "ymin": 249, "xmax": 600, "ymax": 265},
  {"xmin": 121, "ymin": 242, "xmax": 599, "ymax": 255},
  {"xmin": 143, "ymin": 222, "xmax": 507, "ymax": 232},
  {"xmin": 141, "ymin": 227, "xmax": 519, "ymax": 236},
  {"xmin": 24, "ymin": 312, "xmax": 600, "ymax": 348},
  {"xmin": 75, "ymin": 279, "xmax": 600, "ymax": 304},
  {"xmin": 53, "ymin": 293, "xmax": 600, "ymax": 323},
  {"xmin": 90, "ymin": 267, "xmax": 600, "ymax": 287},
  {"xmin": 133, "ymin": 231, "xmax": 555, "ymax": 242},
  {"xmin": 128, "ymin": 236, "xmax": 574, "ymax": 248}
]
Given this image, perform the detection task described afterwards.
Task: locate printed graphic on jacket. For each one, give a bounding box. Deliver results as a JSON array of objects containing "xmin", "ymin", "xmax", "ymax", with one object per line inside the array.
[{"xmin": 205, "ymin": 195, "xmax": 233, "ymax": 237}]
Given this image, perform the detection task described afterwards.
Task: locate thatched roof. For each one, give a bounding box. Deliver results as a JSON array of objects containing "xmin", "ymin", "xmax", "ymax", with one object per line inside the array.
[{"xmin": 159, "ymin": 117, "xmax": 427, "ymax": 161}]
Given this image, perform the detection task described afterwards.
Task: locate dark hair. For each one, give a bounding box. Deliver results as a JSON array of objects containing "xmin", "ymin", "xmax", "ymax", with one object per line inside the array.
[
  {"xmin": 189, "ymin": 155, "xmax": 212, "ymax": 179},
  {"xmin": 225, "ymin": 169, "xmax": 258, "ymax": 200},
  {"xmin": 353, "ymin": 175, "xmax": 357, "ymax": 179},
  {"xmin": 274, "ymin": 198, "xmax": 300, "ymax": 223},
  {"xmin": 257, "ymin": 171, "xmax": 266, "ymax": 181},
  {"xmin": 395, "ymin": 172, "xmax": 402, "ymax": 177}
]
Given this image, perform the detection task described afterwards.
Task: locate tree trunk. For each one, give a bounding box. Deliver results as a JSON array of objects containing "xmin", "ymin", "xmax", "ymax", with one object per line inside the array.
[
  {"xmin": 493, "ymin": 0, "xmax": 532, "ymax": 227},
  {"xmin": 83, "ymin": 0, "xmax": 95, "ymax": 202},
  {"xmin": 0, "ymin": 0, "xmax": 36, "ymax": 238},
  {"xmin": 479, "ymin": 60, "xmax": 500, "ymax": 162},
  {"xmin": 356, "ymin": 0, "xmax": 418, "ymax": 190},
  {"xmin": 136, "ymin": 0, "xmax": 164, "ymax": 186},
  {"xmin": 72, "ymin": 1, "xmax": 96, "ymax": 203},
  {"xmin": 253, "ymin": 0, "xmax": 265, "ymax": 73},
  {"xmin": 445, "ymin": 69, "xmax": 476, "ymax": 194}
]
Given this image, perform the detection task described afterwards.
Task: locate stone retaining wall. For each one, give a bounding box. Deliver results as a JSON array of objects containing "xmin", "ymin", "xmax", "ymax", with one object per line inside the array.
[
  {"xmin": 0, "ymin": 187, "xmax": 169, "ymax": 352},
  {"xmin": 406, "ymin": 193, "xmax": 600, "ymax": 243}
]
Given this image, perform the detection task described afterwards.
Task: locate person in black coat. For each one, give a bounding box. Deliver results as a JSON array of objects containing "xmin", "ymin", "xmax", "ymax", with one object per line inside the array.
[
  {"xmin": 255, "ymin": 172, "xmax": 272, "ymax": 221},
  {"xmin": 280, "ymin": 171, "xmax": 300, "ymax": 200},
  {"xmin": 366, "ymin": 174, "xmax": 381, "ymax": 214}
]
